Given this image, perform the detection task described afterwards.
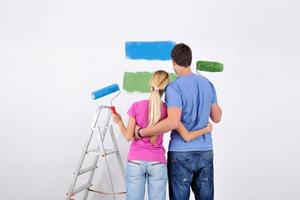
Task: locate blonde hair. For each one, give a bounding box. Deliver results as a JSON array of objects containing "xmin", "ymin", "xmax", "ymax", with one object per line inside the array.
[{"xmin": 148, "ymin": 70, "xmax": 170, "ymax": 127}]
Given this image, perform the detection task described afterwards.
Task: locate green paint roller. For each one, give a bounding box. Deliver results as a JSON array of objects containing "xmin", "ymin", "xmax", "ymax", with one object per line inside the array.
[{"xmin": 196, "ymin": 61, "xmax": 224, "ymax": 72}]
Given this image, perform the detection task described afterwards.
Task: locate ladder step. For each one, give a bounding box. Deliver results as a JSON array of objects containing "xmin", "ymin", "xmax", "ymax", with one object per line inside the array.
[
  {"xmin": 66, "ymin": 192, "xmax": 76, "ymax": 199},
  {"xmin": 78, "ymin": 165, "xmax": 97, "ymax": 175},
  {"xmin": 86, "ymin": 148, "xmax": 99, "ymax": 154},
  {"xmin": 72, "ymin": 183, "xmax": 92, "ymax": 195},
  {"xmin": 102, "ymin": 149, "xmax": 118, "ymax": 156},
  {"xmin": 89, "ymin": 187, "xmax": 126, "ymax": 195},
  {"xmin": 87, "ymin": 148, "xmax": 118, "ymax": 156}
]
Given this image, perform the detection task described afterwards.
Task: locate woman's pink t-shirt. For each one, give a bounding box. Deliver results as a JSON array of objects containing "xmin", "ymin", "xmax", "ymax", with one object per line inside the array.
[{"xmin": 127, "ymin": 99, "xmax": 167, "ymax": 163}]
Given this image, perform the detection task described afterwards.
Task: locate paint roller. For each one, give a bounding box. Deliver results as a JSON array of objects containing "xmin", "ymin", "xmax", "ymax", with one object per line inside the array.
[
  {"xmin": 196, "ymin": 61, "xmax": 224, "ymax": 72},
  {"xmin": 91, "ymin": 84, "xmax": 120, "ymax": 114}
]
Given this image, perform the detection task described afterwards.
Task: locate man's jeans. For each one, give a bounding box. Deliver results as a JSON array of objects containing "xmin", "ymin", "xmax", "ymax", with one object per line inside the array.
[
  {"xmin": 125, "ymin": 160, "xmax": 167, "ymax": 200},
  {"xmin": 168, "ymin": 150, "xmax": 214, "ymax": 200}
]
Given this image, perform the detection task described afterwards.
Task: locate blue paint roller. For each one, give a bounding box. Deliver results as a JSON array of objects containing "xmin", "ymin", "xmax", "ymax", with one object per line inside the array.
[{"xmin": 91, "ymin": 84, "xmax": 120, "ymax": 114}]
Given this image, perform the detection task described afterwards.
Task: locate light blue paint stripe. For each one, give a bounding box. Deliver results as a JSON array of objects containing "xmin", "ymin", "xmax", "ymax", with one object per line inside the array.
[{"xmin": 125, "ymin": 41, "xmax": 176, "ymax": 60}]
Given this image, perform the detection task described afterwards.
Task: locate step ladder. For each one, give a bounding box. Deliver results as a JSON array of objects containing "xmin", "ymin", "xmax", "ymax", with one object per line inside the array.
[{"xmin": 66, "ymin": 105, "xmax": 126, "ymax": 200}]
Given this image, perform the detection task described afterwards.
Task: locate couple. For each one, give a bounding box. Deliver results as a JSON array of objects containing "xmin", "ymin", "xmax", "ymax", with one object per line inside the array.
[{"xmin": 112, "ymin": 43, "xmax": 222, "ymax": 200}]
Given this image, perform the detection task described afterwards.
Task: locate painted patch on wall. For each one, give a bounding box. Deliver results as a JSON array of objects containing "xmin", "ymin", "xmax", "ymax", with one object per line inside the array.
[
  {"xmin": 123, "ymin": 72, "xmax": 177, "ymax": 93},
  {"xmin": 125, "ymin": 41, "xmax": 176, "ymax": 60}
]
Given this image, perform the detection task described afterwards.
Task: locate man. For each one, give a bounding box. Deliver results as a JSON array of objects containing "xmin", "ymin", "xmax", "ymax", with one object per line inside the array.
[{"xmin": 135, "ymin": 43, "xmax": 222, "ymax": 200}]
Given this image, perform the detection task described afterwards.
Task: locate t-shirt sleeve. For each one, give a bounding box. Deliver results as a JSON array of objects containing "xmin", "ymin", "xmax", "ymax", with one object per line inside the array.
[
  {"xmin": 127, "ymin": 103, "xmax": 137, "ymax": 117},
  {"xmin": 210, "ymin": 82, "xmax": 218, "ymax": 104},
  {"xmin": 165, "ymin": 85, "xmax": 182, "ymax": 108},
  {"xmin": 161, "ymin": 103, "xmax": 168, "ymax": 119}
]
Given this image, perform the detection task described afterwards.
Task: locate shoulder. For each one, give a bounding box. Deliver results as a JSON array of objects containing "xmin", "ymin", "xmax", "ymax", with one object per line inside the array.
[
  {"xmin": 203, "ymin": 76, "xmax": 215, "ymax": 88},
  {"xmin": 193, "ymin": 73, "xmax": 207, "ymax": 81},
  {"xmin": 133, "ymin": 99, "xmax": 149, "ymax": 105},
  {"xmin": 195, "ymin": 73, "xmax": 215, "ymax": 86},
  {"xmin": 128, "ymin": 99, "xmax": 149, "ymax": 116},
  {"xmin": 166, "ymin": 80, "xmax": 179, "ymax": 91}
]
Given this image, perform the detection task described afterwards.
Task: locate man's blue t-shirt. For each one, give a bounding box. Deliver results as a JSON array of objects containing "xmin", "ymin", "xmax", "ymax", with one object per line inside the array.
[{"xmin": 165, "ymin": 72, "xmax": 218, "ymax": 151}]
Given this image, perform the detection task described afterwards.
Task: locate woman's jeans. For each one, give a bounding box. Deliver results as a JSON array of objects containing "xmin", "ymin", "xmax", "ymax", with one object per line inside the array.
[
  {"xmin": 125, "ymin": 160, "xmax": 167, "ymax": 200},
  {"xmin": 168, "ymin": 150, "xmax": 214, "ymax": 200}
]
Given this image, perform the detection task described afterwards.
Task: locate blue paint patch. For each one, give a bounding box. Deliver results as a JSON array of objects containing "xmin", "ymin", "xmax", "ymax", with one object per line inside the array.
[{"xmin": 125, "ymin": 41, "xmax": 176, "ymax": 60}]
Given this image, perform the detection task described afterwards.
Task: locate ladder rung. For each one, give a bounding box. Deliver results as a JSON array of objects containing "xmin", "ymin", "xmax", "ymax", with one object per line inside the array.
[
  {"xmin": 86, "ymin": 148, "xmax": 99, "ymax": 154},
  {"xmin": 86, "ymin": 149, "xmax": 117, "ymax": 156},
  {"xmin": 102, "ymin": 149, "xmax": 118, "ymax": 156},
  {"xmin": 66, "ymin": 192, "xmax": 76, "ymax": 199},
  {"xmin": 89, "ymin": 187, "xmax": 126, "ymax": 195},
  {"xmin": 78, "ymin": 165, "xmax": 97, "ymax": 175},
  {"xmin": 73, "ymin": 183, "xmax": 92, "ymax": 195}
]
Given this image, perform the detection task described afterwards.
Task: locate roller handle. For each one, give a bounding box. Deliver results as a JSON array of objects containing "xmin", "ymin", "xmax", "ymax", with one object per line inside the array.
[{"xmin": 110, "ymin": 106, "xmax": 118, "ymax": 115}]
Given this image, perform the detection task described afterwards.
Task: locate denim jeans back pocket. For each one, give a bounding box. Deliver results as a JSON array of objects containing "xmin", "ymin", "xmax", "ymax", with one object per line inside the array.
[
  {"xmin": 150, "ymin": 162, "xmax": 163, "ymax": 166},
  {"xmin": 128, "ymin": 160, "xmax": 141, "ymax": 165},
  {"xmin": 172, "ymin": 160, "xmax": 191, "ymax": 173},
  {"xmin": 168, "ymin": 152, "xmax": 193, "ymax": 176},
  {"xmin": 126, "ymin": 161, "xmax": 145, "ymax": 183}
]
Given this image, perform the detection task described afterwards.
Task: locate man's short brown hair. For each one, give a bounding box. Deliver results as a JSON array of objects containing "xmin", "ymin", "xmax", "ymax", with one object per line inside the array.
[{"xmin": 171, "ymin": 43, "xmax": 192, "ymax": 67}]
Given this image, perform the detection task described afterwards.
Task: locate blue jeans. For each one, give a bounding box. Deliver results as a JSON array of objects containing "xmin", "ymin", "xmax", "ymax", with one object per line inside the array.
[
  {"xmin": 167, "ymin": 150, "xmax": 214, "ymax": 200},
  {"xmin": 125, "ymin": 160, "xmax": 167, "ymax": 200}
]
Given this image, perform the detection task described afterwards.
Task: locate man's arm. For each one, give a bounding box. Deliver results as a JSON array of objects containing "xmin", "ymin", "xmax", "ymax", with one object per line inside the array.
[
  {"xmin": 139, "ymin": 107, "xmax": 181, "ymax": 137},
  {"xmin": 210, "ymin": 103, "xmax": 222, "ymax": 123}
]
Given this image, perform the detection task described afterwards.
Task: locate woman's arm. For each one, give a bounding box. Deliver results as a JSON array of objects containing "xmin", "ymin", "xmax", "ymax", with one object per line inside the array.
[
  {"xmin": 112, "ymin": 114, "xmax": 136, "ymax": 141},
  {"xmin": 176, "ymin": 122, "xmax": 212, "ymax": 142}
]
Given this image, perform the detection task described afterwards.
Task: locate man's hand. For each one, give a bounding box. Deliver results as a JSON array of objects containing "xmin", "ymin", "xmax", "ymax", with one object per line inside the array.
[
  {"xmin": 134, "ymin": 125, "xmax": 141, "ymax": 139},
  {"xmin": 205, "ymin": 122, "xmax": 213, "ymax": 133}
]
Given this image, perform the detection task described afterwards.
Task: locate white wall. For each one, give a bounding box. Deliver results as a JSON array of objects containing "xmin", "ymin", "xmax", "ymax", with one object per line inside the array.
[{"xmin": 1, "ymin": 0, "xmax": 299, "ymax": 199}]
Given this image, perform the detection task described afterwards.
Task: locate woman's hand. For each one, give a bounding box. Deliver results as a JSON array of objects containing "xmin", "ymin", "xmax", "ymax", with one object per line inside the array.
[
  {"xmin": 205, "ymin": 122, "xmax": 213, "ymax": 133},
  {"xmin": 150, "ymin": 136, "xmax": 157, "ymax": 146},
  {"xmin": 112, "ymin": 114, "xmax": 123, "ymax": 125}
]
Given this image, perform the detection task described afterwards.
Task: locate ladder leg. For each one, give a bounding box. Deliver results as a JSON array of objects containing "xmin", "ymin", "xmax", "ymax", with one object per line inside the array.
[
  {"xmin": 101, "ymin": 109, "xmax": 112, "ymax": 140},
  {"xmin": 96, "ymin": 126, "xmax": 117, "ymax": 200},
  {"xmin": 82, "ymin": 153, "xmax": 100, "ymax": 200},
  {"xmin": 109, "ymin": 125, "xmax": 126, "ymax": 181},
  {"xmin": 82, "ymin": 122, "xmax": 109, "ymax": 200},
  {"xmin": 66, "ymin": 130, "xmax": 94, "ymax": 200},
  {"xmin": 81, "ymin": 126, "xmax": 110, "ymax": 200}
]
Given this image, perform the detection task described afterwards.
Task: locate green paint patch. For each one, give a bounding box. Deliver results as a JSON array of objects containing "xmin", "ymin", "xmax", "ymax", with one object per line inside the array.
[
  {"xmin": 123, "ymin": 72, "xmax": 177, "ymax": 93},
  {"xmin": 196, "ymin": 61, "xmax": 224, "ymax": 72}
]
